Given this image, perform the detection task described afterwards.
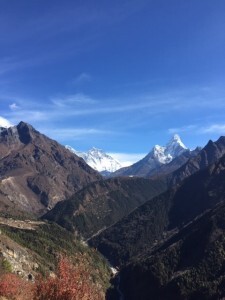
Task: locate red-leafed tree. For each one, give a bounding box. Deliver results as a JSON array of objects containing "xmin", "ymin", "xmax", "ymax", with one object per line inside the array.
[
  {"xmin": 33, "ymin": 255, "xmax": 103, "ymax": 300},
  {"xmin": 0, "ymin": 254, "xmax": 104, "ymax": 300},
  {"xmin": 0, "ymin": 273, "xmax": 33, "ymax": 300}
]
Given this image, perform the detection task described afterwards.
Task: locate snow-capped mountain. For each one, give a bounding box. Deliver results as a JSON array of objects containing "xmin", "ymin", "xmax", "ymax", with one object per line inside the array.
[
  {"xmin": 65, "ymin": 146, "xmax": 122, "ymax": 173},
  {"xmin": 0, "ymin": 117, "xmax": 12, "ymax": 129},
  {"xmin": 152, "ymin": 134, "xmax": 188, "ymax": 165},
  {"xmin": 112, "ymin": 134, "xmax": 189, "ymax": 177},
  {"xmin": 165, "ymin": 134, "xmax": 187, "ymax": 157},
  {"xmin": 66, "ymin": 146, "xmax": 85, "ymax": 160}
]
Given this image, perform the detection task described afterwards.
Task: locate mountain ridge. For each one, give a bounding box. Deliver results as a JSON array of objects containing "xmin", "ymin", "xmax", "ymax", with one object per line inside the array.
[
  {"xmin": 90, "ymin": 136, "xmax": 225, "ymax": 266},
  {"xmin": 112, "ymin": 134, "xmax": 190, "ymax": 177},
  {"xmin": 119, "ymin": 198, "xmax": 225, "ymax": 299},
  {"xmin": 66, "ymin": 145, "xmax": 122, "ymax": 173},
  {"xmin": 1, "ymin": 121, "xmax": 225, "ymax": 299},
  {"xmin": 0, "ymin": 121, "xmax": 101, "ymax": 216},
  {"xmin": 43, "ymin": 176, "xmax": 167, "ymax": 239}
]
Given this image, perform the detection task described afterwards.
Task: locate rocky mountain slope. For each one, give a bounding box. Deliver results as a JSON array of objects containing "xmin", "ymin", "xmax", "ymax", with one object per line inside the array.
[
  {"xmin": 0, "ymin": 217, "xmax": 111, "ymax": 294},
  {"xmin": 66, "ymin": 146, "xmax": 122, "ymax": 173},
  {"xmin": 120, "ymin": 200, "xmax": 225, "ymax": 300},
  {"xmin": 112, "ymin": 134, "xmax": 189, "ymax": 177},
  {"xmin": 167, "ymin": 136, "xmax": 225, "ymax": 186},
  {"xmin": 0, "ymin": 122, "xmax": 101, "ymax": 216},
  {"xmin": 89, "ymin": 138, "xmax": 225, "ymax": 299},
  {"xmin": 147, "ymin": 146, "xmax": 201, "ymax": 179},
  {"xmin": 90, "ymin": 136, "xmax": 225, "ymax": 266},
  {"xmin": 45, "ymin": 137, "xmax": 225, "ymax": 245},
  {"xmin": 1, "ymin": 121, "xmax": 225, "ymax": 299},
  {"xmin": 43, "ymin": 177, "xmax": 167, "ymax": 239}
]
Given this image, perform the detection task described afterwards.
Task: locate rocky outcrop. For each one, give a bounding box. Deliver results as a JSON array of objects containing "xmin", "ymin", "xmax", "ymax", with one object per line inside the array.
[{"xmin": 0, "ymin": 228, "xmax": 39, "ymax": 280}]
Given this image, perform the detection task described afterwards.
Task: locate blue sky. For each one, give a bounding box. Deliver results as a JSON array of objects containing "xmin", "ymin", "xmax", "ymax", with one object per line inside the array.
[{"xmin": 0, "ymin": 0, "xmax": 225, "ymax": 164}]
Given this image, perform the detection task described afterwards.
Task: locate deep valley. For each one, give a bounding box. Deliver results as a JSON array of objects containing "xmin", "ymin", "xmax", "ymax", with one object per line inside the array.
[{"xmin": 0, "ymin": 122, "xmax": 225, "ymax": 299}]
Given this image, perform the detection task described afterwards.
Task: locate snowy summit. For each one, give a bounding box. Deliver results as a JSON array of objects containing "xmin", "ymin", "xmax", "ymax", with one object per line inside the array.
[
  {"xmin": 65, "ymin": 146, "xmax": 122, "ymax": 173},
  {"xmin": 0, "ymin": 117, "xmax": 12, "ymax": 129},
  {"xmin": 0, "ymin": 121, "xmax": 11, "ymax": 135},
  {"xmin": 151, "ymin": 134, "xmax": 187, "ymax": 165}
]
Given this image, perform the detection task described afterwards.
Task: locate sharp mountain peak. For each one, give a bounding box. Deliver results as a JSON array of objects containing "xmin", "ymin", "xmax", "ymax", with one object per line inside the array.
[{"xmin": 66, "ymin": 145, "xmax": 122, "ymax": 173}]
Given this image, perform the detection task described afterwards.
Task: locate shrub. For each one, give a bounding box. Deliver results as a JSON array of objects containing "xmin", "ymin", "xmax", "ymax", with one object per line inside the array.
[
  {"xmin": 33, "ymin": 255, "xmax": 103, "ymax": 300},
  {"xmin": 1, "ymin": 259, "xmax": 12, "ymax": 274},
  {"xmin": 0, "ymin": 255, "xmax": 104, "ymax": 300},
  {"xmin": 0, "ymin": 273, "xmax": 32, "ymax": 300}
]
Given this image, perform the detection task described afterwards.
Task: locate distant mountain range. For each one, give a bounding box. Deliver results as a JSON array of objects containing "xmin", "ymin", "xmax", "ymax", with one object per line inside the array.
[
  {"xmin": 112, "ymin": 134, "xmax": 199, "ymax": 178},
  {"xmin": 2, "ymin": 121, "xmax": 225, "ymax": 299},
  {"xmin": 90, "ymin": 136, "xmax": 225, "ymax": 264},
  {"xmin": 90, "ymin": 136, "xmax": 225, "ymax": 299},
  {"xmin": 66, "ymin": 134, "xmax": 198, "ymax": 177},
  {"xmin": 65, "ymin": 146, "xmax": 122, "ymax": 174},
  {"xmin": 45, "ymin": 136, "xmax": 211, "ymax": 242}
]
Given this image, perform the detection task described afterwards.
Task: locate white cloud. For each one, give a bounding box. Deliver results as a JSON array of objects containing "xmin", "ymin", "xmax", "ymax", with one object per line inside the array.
[
  {"xmin": 169, "ymin": 123, "xmax": 225, "ymax": 136},
  {"xmin": 4, "ymin": 88, "xmax": 225, "ymax": 145},
  {"xmin": 9, "ymin": 103, "xmax": 19, "ymax": 110},
  {"xmin": 0, "ymin": 116, "xmax": 13, "ymax": 128},
  {"xmin": 6, "ymin": 110, "xmax": 47, "ymax": 124},
  {"xmin": 108, "ymin": 152, "xmax": 145, "ymax": 167},
  {"xmin": 7, "ymin": 93, "xmax": 182, "ymax": 125},
  {"xmin": 5, "ymin": 89, "xmax": 225, "ymax": 128},
  {"xmin": 168, "ymin": 125, "xmax": 197, "ymax": 134}
]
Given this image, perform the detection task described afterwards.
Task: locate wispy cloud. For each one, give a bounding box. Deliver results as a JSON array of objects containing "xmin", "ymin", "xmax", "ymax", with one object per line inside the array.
[
  {"xmin": 44, "ymin": 128, "xmax": 115, "ymax": 141},
  {"xmin": 0, "ymin": 57, "xmax": 31, "ymax": 76},
  {"xmin": 51, "ymin": 93, "xmax": 97, "ymax": 107},
  {"xmin": 5, "ymin": 109, "xmax": 48, "ymax": 124},
  {"xmin": 0, "ymin": 1, "xmax": 148, "ymax": 44},
  {"xmin": 3, "ymin": 87, "xmax": 225, "ymax": 148},
  {"xmin": 0, "ymin": 54, "xmax": 64, "ymax": 77},
  {"xmin": 109, "ymin": 152, "xmax": 146, "ymax": 167},
  {"xmin": 0, "ymin": 2, "xmax": 149, "ymax": 77},
  {"xmin": 0, "ymin": 114, "xmax": 115, "ymax": 143},
  {"xmin": 4, "ymin": 89, "xmax": 225, "ymax": 130},
  {"xmin": 72, "ymin": 73, "xmax": 91, "ymax": 85},
  {"xmin": 168, "ymin": 125, "xmax": 198, "ymax": 134},
  {"xmin": 3, "ymin": 92, "xmax": 175, "ymax": 126},
  {"xmin": 198, "ymin": 124, "xmax": 225, "ymax": 134},
  {"xmin": 9, "ymin": 103, "xmax": 20, "ymax": 110},
  {"xmin": 169, "ymin": 123, "xmax": 225, "ymax": 136}
]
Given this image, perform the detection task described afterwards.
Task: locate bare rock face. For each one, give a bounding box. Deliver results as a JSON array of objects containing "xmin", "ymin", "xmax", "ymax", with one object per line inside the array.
[{"xmin": 0, "ymin": 122, "xmax": 101, "ymax": 216}]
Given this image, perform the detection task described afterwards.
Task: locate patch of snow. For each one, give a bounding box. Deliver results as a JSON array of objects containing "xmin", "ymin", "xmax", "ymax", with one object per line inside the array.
[{"xmin": 110, "ymin": 267, "xmax": 118, "ymax": 276}]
